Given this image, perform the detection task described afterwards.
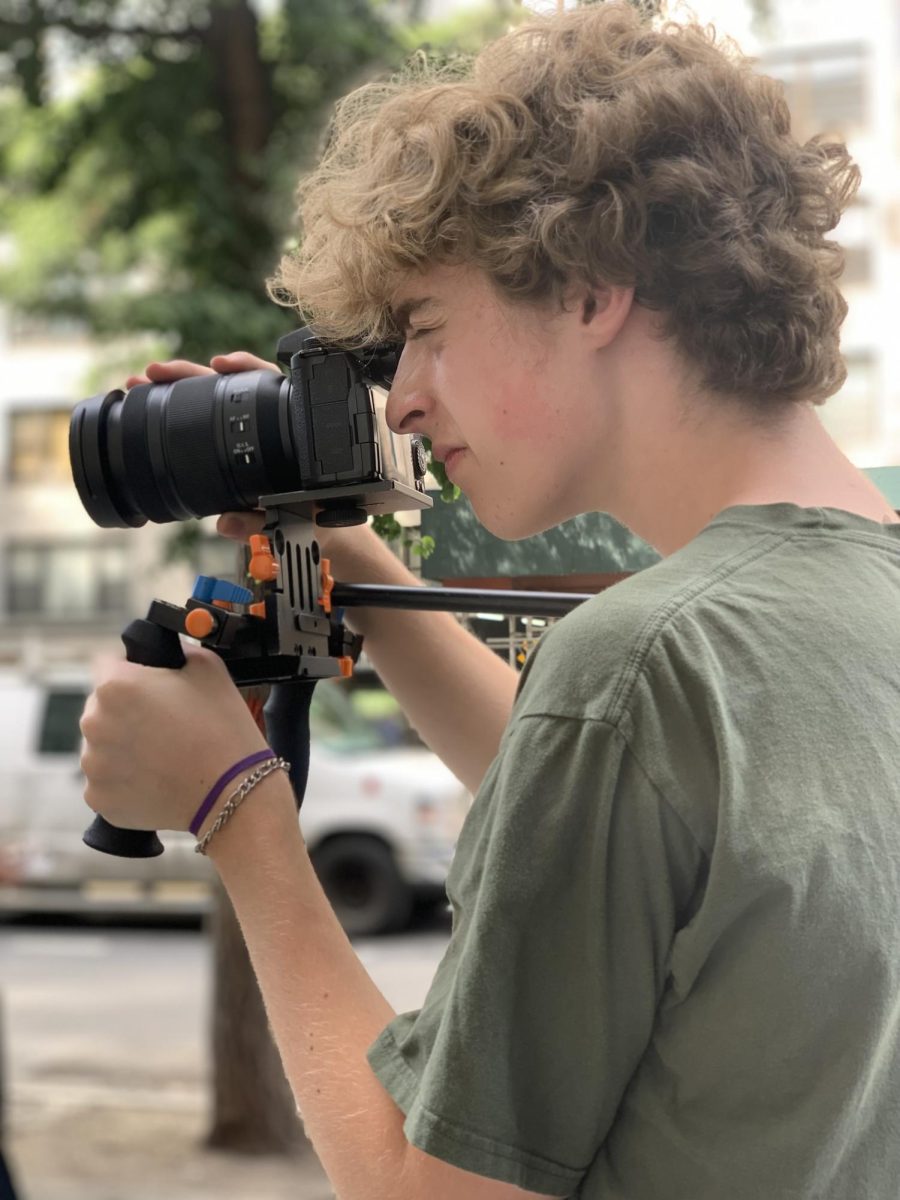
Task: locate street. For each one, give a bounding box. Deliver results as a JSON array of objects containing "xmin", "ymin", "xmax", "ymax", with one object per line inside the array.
[{"xmin": 0, "ymin": 913, "xmax": 452, "ymax": 1199}]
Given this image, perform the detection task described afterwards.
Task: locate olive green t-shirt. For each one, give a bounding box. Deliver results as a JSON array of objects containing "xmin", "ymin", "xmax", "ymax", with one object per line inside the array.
[{"xmin": 367, "ymin": 504, "xmax": 900, "ymax": 1198}]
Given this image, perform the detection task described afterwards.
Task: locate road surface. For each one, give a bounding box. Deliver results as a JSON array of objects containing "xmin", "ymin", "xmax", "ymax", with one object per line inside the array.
[{"xmin": 0, "ymin": 913, "xmax": 452, "ymax": 1199}]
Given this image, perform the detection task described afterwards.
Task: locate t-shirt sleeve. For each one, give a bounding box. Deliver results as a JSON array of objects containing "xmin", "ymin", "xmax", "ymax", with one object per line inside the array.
[{"xmin": 366, "ymin": 712, "xmax": 705, "ymax": 1196}]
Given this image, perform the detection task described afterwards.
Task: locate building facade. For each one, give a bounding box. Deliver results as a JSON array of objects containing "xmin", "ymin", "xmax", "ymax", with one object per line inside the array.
[
  {"xmin": 0, "ymin": 309, "xmax": 234, "ymax": 670},
  {"xmin": 755, "ymin": 0, "xmax": 900, "ymax": 467}
]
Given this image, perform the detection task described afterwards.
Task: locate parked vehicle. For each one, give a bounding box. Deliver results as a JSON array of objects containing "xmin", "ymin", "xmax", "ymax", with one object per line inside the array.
[{"xmin": 0, "ymin": 669, "xmax": 470, "ymax": 935}]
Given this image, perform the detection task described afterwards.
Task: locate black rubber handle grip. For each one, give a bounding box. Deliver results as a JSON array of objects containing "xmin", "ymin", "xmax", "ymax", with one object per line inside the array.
[
  {"xmin": 82, "ymin": 619, "xmax": 186, "ymax": 859},
  {"xmin": 263, "ymin": 680, "xmax": 316, "ymax": 811}
]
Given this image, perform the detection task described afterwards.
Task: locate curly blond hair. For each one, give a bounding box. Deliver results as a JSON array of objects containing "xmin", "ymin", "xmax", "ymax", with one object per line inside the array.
[{"xmin": 269, "ymin": 1, "xmax": 860, "ymax": 407}]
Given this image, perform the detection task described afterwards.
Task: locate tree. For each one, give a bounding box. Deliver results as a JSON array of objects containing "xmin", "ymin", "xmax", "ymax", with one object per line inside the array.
[
  {"xmin": 0, "ymin": 0, "xmax": 396, "ymax": 359},
  {"xmin": 0, "ymin": 0, "xmax": 402, "ymax": 1164}
]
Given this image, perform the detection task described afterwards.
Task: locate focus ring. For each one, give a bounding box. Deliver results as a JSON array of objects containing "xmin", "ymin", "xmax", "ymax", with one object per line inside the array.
[{"xmin": 164, "ymin": 375, "xmax": 237, "ymax": 517}]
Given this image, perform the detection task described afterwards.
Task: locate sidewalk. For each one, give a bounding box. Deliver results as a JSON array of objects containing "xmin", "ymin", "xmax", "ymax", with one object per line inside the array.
[{"xmin": 6, "ymin": 1101, "xmax": 334, "ymax": 1200}]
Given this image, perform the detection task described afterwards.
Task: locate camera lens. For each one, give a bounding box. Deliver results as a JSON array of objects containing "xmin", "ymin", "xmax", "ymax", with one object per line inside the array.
[{"xmin": 69, "ymin": 370, "xmax": 301, "ymax": 528}]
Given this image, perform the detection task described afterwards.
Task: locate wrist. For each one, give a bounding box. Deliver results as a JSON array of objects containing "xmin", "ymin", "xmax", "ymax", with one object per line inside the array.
[
  {"xmin": 194, "ymin": 763, "xmax": 262, "ymax": 842},
  {"xmin": 324, "ymin": 526, "xmax": 423, "ymax": 635},
  {"xmin": 316, "ymin": 522, "xmax": 380, "ymax": 579},
  {"xmin": 202, "ymin": 770, "xmax": 304, "ymax": 868},
  {"xmin": 190, "ymin": 747, "xmax": 276, "ymax": 839},
  {"xmin": 194, "ymin": 756, "xmax": 291, "ymax": 853}
]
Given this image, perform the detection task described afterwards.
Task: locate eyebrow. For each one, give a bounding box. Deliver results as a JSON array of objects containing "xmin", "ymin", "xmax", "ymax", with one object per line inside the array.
[{"xmin": 390, "ymin": 296, "xmax": 437, "ymax": 331}]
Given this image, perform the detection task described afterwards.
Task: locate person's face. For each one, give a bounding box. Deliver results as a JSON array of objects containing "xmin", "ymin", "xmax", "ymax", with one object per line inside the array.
[{"xmin": 385, "ymin": 264, "xmax": 614, "ymax": 540}]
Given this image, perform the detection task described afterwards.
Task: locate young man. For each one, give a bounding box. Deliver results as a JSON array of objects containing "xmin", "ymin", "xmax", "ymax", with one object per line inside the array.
[{"xmin": 80, "ymin": 4, "xmax": 900, "ymax": 1197}]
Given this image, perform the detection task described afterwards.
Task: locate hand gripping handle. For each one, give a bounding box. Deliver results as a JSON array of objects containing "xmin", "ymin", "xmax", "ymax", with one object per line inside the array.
[{"xmin": 82, "ymin": 619, "xmax": 186, "ymax": 858}]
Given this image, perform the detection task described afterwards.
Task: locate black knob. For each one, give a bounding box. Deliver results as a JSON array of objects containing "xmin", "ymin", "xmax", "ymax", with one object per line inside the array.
[
  {"xmin": 411, "ymin": 436, "xmax": 428, "ymax": 480},
  {"xmin": 316, "ymin": 506, "xmax": 368, "ymax": 528}
]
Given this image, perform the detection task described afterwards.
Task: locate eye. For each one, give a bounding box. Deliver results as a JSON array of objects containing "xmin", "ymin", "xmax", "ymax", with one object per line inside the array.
[{"xmin": 406, "ymin": 326, "xmax": 438, "ymax": 342}]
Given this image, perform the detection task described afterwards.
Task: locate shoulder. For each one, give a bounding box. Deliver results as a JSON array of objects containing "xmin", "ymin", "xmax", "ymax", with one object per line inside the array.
[{"xmin": 512, "ymin": 527, "xmax": 774, "ymax": 728}]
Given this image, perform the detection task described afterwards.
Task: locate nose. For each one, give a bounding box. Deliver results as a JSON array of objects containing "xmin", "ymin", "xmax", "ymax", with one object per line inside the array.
[{"xmin": 385, "ymin": 346, "xmax": 434, "ymax": 436}]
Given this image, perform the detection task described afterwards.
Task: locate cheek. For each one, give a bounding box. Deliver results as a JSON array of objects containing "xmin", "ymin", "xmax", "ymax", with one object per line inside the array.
[{"xmin": 487, "ymin": 373, "xmax": 571, "ymax": 459}]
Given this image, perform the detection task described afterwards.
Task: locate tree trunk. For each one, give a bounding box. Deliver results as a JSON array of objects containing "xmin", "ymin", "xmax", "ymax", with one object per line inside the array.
[
  {"xmin": 204, "ymin": 875, "xmax": 311, "ymax": 1156},
  {"xmin": 204, "ymin": 546, "xmax": 312, "ymax": 1157},
  {"xmin": 0, "ymin": 991, "xmax": 6, "ymax": 1141},
  {"xmin": 205, "ymin": 0, "xmax": 274, "ymax": 188}
]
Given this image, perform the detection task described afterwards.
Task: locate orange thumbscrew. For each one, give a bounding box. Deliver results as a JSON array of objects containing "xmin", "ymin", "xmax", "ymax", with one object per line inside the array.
[
  {"xmin": 319, "ymin": 557, "xmax": 334, "ymax": 615},
  {"xmin": 248, "ymin": 534, "xmax": 279, "ymax": 583},
  {"xmin": 184, "ymin": 609, "xmax": 216, "ymax": 639}
]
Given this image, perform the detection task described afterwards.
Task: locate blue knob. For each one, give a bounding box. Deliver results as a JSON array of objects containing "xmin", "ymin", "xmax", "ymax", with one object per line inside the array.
[{"xmin": 191, "ymin": 575, "xmax": 254, "ymax": 606}]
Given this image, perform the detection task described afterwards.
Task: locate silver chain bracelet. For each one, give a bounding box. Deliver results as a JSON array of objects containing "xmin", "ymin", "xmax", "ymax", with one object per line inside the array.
[{"xmin": 194, "ymin": 756, "xmax": 291, "ymax": 855}]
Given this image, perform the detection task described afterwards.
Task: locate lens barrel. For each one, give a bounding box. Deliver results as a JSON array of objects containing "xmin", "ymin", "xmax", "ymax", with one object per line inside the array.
[{"xmin": 70, "ymin": 369, "xmax": 299, "ymax": 528}]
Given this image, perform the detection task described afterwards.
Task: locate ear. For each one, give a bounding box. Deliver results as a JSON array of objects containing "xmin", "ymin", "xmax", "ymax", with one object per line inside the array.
[{"xmin": 578, "ymin": 283, "xmax": 635, "ymax": 349}]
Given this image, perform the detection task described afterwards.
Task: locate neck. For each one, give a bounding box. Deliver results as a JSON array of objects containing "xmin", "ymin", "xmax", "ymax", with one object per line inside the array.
[{"xmin": 603, "ymin": 398, "xmax": 899, "ymax": 556}]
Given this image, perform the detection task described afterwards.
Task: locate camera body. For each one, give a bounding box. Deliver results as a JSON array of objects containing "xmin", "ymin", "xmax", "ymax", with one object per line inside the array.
[{"xmin": 260, "ymin": 327, "xmax": 430, "ymax": 525}]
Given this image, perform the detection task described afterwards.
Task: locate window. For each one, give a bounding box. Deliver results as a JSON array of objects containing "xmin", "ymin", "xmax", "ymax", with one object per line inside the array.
[
  {"xmin": 9, "ymin": 409, "xmax": 73, "ymax": 484},
  {"xmin": 309, "ymin": 678, "xmax": 426, "ymax": 754},
  {"xmin": 765, "ymin": 44, "xmax": 868, "ymax": 139},
  {"xmin": 836, "ymin": 200, "xmax": 873, "ymax": 289},
  {"xmin": 7, "ymin": 312, "xmax": 89, "ymax": 343},
  {"xmin": 39, "ymin": 689, "xmax": 89, "ymax": 755},
  {"xmin": 841, "ymin": 243, "xmax": 872, "ymax": 288},
  {"xmin": 820, "ymin": 352, "xmax": 880, "ymax": 451},
  {"xmin": 196, "ymin": 535, "xmax": 245, "ymax": 582},
  {"xmin": 6, "ymin": 542, "xmax": 129, "ymax": 619}
]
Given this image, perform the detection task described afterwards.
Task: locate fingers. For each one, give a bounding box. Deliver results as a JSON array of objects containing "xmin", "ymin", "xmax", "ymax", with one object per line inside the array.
[
  {"xmin": 216, "ymin": 511, "xmax": 266, "ymax": 541},
  {"xmin": 150, "ymin": 360, "xmax": 217, "ymax": 380},
  {"xmin": 125, "ymin": 360, "xmax": 215, "ymax": 390},
  {"xmin": 125, "ymin": 352, "xmax": 279, "ymax": 392},
  {"xmin": 210, "ymin": 351, "xmax": 281, "ymax": 374}
]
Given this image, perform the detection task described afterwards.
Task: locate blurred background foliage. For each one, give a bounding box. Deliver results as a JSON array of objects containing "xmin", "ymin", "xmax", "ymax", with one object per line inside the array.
[{"xmin": 0, "ymin": 0, "xmax": 517, "ymax": 365}]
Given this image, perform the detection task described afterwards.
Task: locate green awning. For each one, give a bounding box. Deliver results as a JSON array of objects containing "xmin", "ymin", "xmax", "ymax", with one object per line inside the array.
[
  {"xmin": 420, "ymin": 498, "xmax": 660, "ymax": 579},
  {"xmin": 420, "ymin": 465, "xmax": 900, "ymax": 582},
  {"xmin": 866, "ymin": 465, "xmax": 900, "ymax": 508}
]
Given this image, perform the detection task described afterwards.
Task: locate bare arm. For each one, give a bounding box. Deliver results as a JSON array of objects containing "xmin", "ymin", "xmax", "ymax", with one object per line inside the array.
[
  {"xmin": 318, "ymin": 524, "xmax": 519, "ymax": 795},
  {"xmin": 206, "ymin": 773, "xmax": 566, "ymax": 1200},
  {"xmin": 80, "ymin": 643, "xmax": 565, "ymax": 1200}
]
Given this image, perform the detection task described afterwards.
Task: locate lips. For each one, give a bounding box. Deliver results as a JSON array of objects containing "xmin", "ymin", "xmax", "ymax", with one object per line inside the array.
[
  {"xmin": 443, "ymin": 448, "xmax": 466, "ymax": 476},
  {"xmin": 434, "ymin": 446, "xmax": 468, "ymax": 477},
  {"xmin": 431, "ymin": 444, "xmax": 467, "ymax": 463}
]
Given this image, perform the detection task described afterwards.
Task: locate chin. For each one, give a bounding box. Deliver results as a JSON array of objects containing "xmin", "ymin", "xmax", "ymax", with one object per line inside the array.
[{"xmin": 474, "ymin": 502, "xmax": 559, "ymax": 542}]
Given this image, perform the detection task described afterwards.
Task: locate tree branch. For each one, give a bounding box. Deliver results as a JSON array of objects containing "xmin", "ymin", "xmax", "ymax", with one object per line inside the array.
[{"xmin": 0, "ymin": 13, "xmax": 203, "ymax": 46}]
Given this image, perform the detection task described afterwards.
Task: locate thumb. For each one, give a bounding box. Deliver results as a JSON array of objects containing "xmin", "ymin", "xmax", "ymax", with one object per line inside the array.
[{"xmin": 217, "ymin": 510, "xmax": 266, "ymax": 540}]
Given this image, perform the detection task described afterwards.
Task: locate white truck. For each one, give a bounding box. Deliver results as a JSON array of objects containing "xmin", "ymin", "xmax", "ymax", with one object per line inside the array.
[{"xmin": 0, "ymin": 669, "xmax": 470, "ymax": 936}]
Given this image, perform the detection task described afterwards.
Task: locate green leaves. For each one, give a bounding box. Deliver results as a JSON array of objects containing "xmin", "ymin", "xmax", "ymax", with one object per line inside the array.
[
  {"xmin": 421, "ymin": 438, "xmax": 461, "ymax": 504},
  {"xmin": 0, "ymin": 0, "xmax": 397, "ymax": 363},
  {"xmin": 371, "ymin": 513, "xmax": 436, "ymax": 560},
  {"xmin": 0, "ymin": 0, "xmax": 481, "ymax": 557}
]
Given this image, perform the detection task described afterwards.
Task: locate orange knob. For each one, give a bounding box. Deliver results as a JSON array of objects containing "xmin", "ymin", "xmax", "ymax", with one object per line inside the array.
[
  {"xmin": 319, "ymin": 557, "xmax": 334, "ymax": 615},
  {"xmin": 339, "ymin": 656, "xmax": 354, "ymax": 678},
  {"xmin": 184, "ymin": 609, "xmax": 216, "ymax": 639},
  {"xmin": 249, "ymin": 601, "xmax": 267, "ymax": 619},
  {"xmin": 248, "ymin": 534, "xmax": 279, "ymax": 583}
]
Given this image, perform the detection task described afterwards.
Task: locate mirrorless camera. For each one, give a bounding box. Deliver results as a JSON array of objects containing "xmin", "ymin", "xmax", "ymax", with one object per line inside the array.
[{"xmin": 69, "ymin": 326, "xmax": 431, "ymax": 531}]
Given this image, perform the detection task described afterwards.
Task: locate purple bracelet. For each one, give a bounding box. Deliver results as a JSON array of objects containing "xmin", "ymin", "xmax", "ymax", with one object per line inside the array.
[{"xmin": 190, "ymin": 749, "xmax": 276, "ymax": 836}]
